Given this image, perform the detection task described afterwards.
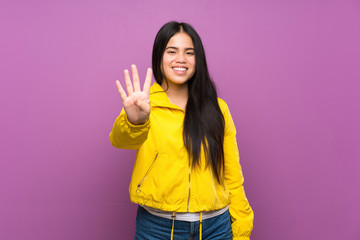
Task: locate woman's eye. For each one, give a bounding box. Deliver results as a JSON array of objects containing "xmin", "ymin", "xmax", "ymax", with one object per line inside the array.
[
  {"xmin": 167, "ymin": 51, "xmax": 176, "ymax": 54},
  {"xmin": 186, "ymin": 52, "xmax": 195, "ymax": 55}
]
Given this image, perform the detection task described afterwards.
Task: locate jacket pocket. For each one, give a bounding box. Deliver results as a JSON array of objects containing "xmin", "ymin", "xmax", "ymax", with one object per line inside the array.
[{"xmin": 136, "ymin": 152, "xmax": 159, "ymax": 194}]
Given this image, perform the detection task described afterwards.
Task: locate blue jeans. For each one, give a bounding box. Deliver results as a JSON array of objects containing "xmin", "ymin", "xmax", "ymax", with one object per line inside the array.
[{"xmin": 134, "ymin": 206, "xmax": 232, "ymax": 240}]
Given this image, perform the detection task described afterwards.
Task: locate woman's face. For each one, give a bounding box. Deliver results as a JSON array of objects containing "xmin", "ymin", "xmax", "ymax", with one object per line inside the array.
[{"xmin": 161, "ymin": 32, "xmax": 196, "ymax": 87}]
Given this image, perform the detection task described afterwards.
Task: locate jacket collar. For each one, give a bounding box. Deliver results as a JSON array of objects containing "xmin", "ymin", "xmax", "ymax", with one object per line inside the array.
[{"xmin": 150, "ymin": 82, "xmax": 183, "ymax": 110}]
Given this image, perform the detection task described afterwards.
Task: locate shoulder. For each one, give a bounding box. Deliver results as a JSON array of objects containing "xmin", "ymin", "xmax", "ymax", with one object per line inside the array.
[
  {"xmin": 217, "ymin": 97, "xmax": 230, "ymax": 114},
  {"xmin": 217, "ymin": 98, "xmax": 237, "ymax": 133}
]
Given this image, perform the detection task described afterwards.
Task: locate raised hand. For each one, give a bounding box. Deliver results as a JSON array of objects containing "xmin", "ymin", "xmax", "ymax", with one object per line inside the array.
[{"xmin": 116, "ymin": 65, "xmax": 152, "ymax": 125}]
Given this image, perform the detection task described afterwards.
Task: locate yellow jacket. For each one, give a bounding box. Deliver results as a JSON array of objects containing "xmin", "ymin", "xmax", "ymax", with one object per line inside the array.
[{"xmin": 109, "ymin": 83, "xmax": 254, "ymax": 239}]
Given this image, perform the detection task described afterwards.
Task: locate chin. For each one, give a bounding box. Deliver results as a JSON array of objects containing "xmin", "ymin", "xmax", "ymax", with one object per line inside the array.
[{"xmin": 168, "ymin": 78, "xmax": 190, "ymax": 86}]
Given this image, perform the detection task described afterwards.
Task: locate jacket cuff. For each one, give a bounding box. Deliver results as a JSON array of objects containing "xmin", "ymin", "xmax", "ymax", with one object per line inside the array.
[{"xmin": 125, "ymin": 115, "xmax": 150, "ymax": 129}]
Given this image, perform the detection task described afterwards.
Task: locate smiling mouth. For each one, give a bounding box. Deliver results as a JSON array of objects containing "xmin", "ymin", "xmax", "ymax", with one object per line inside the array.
[{"xmin": 172, "ymin": 67, "xmax": 187, "ymax": 72}]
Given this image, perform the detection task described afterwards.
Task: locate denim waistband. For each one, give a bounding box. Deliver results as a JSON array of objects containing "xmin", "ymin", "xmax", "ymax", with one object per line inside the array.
[{"xmin": 140, "ymin": 205, "xmax": 229, "ymax": 222}]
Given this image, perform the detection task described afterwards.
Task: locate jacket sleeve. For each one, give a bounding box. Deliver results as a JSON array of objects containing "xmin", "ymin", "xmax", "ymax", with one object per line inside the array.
[
  {"xmin": 221, "ymin": 100, "xmax": 254, "ymax": 240},
  {"xmin": 109, "ymin": 108, "xmax": 150, "ymax": 150}
]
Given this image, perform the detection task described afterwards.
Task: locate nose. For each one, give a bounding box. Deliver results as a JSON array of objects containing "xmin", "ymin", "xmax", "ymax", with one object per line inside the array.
[{"xmin": 175, "ymin": 52, "xmax": 186, "ymax": 63}]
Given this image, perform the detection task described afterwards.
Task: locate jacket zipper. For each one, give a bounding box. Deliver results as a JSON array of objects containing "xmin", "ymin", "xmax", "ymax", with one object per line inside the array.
[
  {"xmin": 136, "ymin": 152, "xmax": 159, "ymax": 193},
  {"xmin": 186, "ymin": 155, "xmax": 191, "ymax": 212}
]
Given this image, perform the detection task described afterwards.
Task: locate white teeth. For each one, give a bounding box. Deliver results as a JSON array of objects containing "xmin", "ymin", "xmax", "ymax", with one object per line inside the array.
[{"xmin": 173, "ymin": 67, "xmax": 187, "ymax": 71}]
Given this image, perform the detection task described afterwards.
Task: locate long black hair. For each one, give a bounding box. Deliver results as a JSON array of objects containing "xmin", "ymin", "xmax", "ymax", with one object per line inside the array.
[{"xmin": 152, "ymin": 21, "xmax": 225, "ymax": 184}]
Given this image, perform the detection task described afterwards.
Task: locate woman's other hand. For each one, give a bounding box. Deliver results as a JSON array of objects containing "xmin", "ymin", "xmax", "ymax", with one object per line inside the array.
[{"xmin": 116, "ymin": 64, "xmax": 152, "ymax": 125}]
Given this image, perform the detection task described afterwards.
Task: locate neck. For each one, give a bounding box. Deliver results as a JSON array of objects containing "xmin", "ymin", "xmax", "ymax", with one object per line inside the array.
[{"xmin": 161, "ymin": 81, "xmax": 188, "ymax": 110}]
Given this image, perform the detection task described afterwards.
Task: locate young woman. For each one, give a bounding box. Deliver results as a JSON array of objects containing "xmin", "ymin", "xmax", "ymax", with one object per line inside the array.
[{"xmin": 110, "ymin": 21, "xmax": 254, "ymax": 240}]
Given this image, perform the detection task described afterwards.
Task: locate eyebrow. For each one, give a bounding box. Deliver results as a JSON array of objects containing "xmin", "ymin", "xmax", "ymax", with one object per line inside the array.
[{"xmin": 165, "ymin": 46, "xmax": 195, "ymax": 51}]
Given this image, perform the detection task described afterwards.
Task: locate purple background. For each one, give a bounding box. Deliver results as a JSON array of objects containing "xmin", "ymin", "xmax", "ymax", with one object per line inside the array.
[{"xmin": 1, "ymin": 0, "xmax": 359, "ymax": 239}]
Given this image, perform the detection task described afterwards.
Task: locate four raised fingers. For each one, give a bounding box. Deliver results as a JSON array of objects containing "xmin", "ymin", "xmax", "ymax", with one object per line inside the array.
[{"xmin": 117, "ymin": 65, "xmax": 152, "ymax": 101}]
